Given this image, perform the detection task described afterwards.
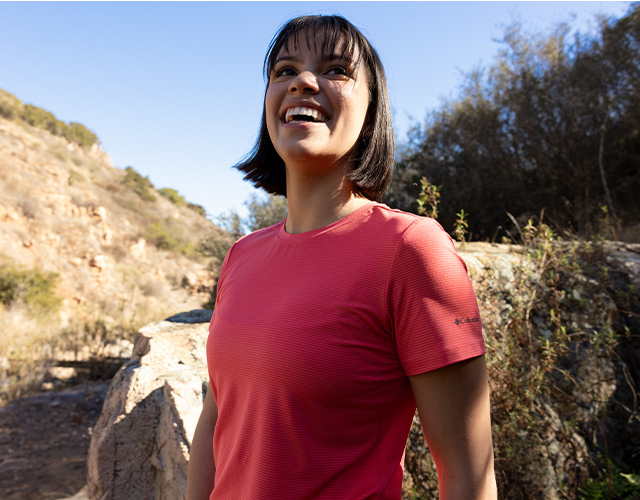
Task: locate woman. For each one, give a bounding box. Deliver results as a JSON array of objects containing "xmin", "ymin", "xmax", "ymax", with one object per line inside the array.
[{"xmin": 187, "ymin": 15, "xmax": 497, "ymax": 500}]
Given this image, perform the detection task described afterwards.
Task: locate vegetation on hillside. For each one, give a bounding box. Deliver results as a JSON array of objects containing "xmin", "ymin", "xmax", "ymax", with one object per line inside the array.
[
  {"xmin": 146, "ymin": 219, "xmax": 196, "ymax": 256},
  {"xmin": 0, "ymin": 89, "xmax": 99, "ymax": 149},
  {"xmin": 198, "ymin": 192, "xmax": 287, "ymax": 261},
  {"xmin": 158, "ymin": 188, "xmax": 208, "ymax": 216},
  {"xmin": 244, "ymin": 193, "xmax": 288, "ymax": 233},
  {"xmin": 158, "ymin": 187, "xmax": 186, "ymax": 206},
  {"xmin": 0, "ymin": 263, "xmax": 61, "ymax": 316},
  {"xmin": 386, "ymin": 3, "xmax": 640, "ymax": 241},
  {"xmin": 121, "ymin": 166, "xmax": 157, "ymax": 202},
  {"xmin": 119, "ymin": 166, "xmax": 209, "ymax": 223}
]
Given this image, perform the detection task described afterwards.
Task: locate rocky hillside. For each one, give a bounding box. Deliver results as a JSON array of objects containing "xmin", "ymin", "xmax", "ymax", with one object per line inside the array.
[{"xmin": 0, "ymin": 91, "xmax": 231, "ymax": 401}]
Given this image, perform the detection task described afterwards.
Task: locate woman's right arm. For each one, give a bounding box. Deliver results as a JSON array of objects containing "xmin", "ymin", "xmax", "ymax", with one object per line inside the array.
[{"xmin": 186, "ymin": 383, "xmax": 218, "ymax": 500}]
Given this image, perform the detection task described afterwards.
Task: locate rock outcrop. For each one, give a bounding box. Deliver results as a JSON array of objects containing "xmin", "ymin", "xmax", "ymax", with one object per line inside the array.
[{"xmin": 87, "ymin": 309, "xmax": 211, "ymax": 500}]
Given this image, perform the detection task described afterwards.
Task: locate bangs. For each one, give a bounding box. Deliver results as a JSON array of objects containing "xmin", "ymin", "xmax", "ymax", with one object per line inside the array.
[{"xmin": 264, "ymin": 16, "xmax": 366, "ymax": 80}]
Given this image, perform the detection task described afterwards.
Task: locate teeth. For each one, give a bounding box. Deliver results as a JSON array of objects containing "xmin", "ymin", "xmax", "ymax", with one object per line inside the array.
[{"xmin": 285, "ymin": 106, "xmax": 327, "ymax": 123}]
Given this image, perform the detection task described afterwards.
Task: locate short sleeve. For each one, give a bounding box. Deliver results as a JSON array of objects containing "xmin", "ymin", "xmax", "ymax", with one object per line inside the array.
[
  {"xmin": 387, "ymin": 217, "xmax": 486, "ymax": 376},
  {"xmin": 209, "ymin": 240, "xmax": 237, "ymax": 331}
]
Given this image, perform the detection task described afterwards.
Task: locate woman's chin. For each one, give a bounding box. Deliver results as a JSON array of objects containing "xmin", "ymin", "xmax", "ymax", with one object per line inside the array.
[{"xmin": 277, "ymin": 143, "xmax": 353, "ymax": 168}]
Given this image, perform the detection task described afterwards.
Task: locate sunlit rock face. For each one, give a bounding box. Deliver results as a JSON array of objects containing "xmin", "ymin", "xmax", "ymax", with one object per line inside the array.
[{"xmin": 87, "ymin": 309, "xmax": 211, "ymax": 500}]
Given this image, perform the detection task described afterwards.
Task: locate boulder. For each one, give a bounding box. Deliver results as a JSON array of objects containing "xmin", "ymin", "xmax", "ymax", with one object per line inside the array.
[{"xmin": 87, "ymin": 309, "xmax": 211, "ymax": 500}]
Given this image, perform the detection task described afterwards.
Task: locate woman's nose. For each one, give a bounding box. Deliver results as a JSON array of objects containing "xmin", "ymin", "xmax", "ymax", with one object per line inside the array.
[{"xmin": 288, "ymin": 71, "xmax": 319, "ymax": 94}]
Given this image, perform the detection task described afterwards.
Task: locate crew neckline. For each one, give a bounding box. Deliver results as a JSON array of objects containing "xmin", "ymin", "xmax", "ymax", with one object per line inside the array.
[{"xmin": 278, "ymin": 201, "xmax": 378, "ymax": 242}]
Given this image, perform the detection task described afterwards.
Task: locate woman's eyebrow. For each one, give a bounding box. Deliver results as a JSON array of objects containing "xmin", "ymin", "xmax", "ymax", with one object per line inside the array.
[
  {"xmin": 273, "ymin": 55, "xmax": 301, "ymax": 66},
  {"xmin": 273, "ymin": 53, "xmax": 351, "ymax": 66}
]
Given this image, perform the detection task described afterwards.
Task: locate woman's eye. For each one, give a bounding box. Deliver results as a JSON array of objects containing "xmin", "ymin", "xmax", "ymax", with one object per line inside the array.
[
  {"xmin": 326, "ymin": 66, "xmax": 348, "ymax": 76},
  {"xmin": 274, "ymin": 66, "xmax": 297, "ymax": 78}
]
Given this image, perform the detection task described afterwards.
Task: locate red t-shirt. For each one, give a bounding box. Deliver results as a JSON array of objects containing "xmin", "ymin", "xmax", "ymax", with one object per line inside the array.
[{"xmin": 206, "ymin": 202, "xmax": 485, "ymax": 499}]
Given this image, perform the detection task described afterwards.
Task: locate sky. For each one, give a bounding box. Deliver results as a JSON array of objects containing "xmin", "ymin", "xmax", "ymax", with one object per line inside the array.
[{"xmin": 0, "ymin": 1, "xmax": 632, "ymax": 220}]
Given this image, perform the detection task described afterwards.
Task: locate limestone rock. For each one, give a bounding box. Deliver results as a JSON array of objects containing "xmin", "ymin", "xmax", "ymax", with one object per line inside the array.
[
  {"xmin": 0, "ymin": 203, "xmax": 22, "ymax": 222},
  {"xmin": 93, "ymin": 206, "xmax": 107, "ymax": 222},
  {"xmin": 182, "ymin": 270, "xmax": 215, "ymax": 294},
  {"xmin": 89, "ymin": 254, "xmax": 107, "ymax": 271},
  {"xmin": 129, "ymin": 238, "xmax": 147, "ymax": 260},
  {"xmin": 87, "ymin": 309, "xmax": 211, "ymax": 500}
]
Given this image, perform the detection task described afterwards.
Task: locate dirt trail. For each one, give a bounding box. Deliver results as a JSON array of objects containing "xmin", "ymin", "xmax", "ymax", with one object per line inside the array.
[{"xmin": 0, "ymin": 384, "xmax": 108, "ymax": 500}]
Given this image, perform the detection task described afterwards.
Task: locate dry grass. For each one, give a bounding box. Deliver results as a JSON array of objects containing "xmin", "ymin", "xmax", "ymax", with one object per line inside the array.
[
  {"xmin": 0, "ymin": 305, "xmax": 57, "ymax": 403},
  {"xmin": 0, "ymin": 289, "xmax": 192, "ymax": 405}
]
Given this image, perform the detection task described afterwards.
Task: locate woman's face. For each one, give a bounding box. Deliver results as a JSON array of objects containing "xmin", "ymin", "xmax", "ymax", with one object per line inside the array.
[{"xmin": 265, "ymin": 33, "xmax": 370, "ymax": 171}]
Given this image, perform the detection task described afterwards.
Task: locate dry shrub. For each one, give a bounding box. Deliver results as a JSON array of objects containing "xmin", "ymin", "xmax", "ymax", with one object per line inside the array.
[
  {"xmin": 17, "ymin": 198, "xmax": 39, "ymax": 219},
  {"xmin": 482, "ymin": 227, "xmax": 638, "ymax": 497},
  {"xmin": 0, "ymin": 305, "xmax": 59, "ymax": 404},
  {"xmin": 0, "ymin": 290, "xmax": 181, "ymax": 404},
  {"xmin": 106, "ymin": 241, "xmax": 129, "ymax": 263},
  {"xmin": 57, "ymin": 312, "xmax": 138, "ymax": 381},
  {"xmin": 140, "ymin": 276, "xmax": 169, "ymax": 298}
]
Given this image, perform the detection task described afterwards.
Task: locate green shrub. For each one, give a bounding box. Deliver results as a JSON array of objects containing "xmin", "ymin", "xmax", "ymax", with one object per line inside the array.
[
  {"xmin": 122, "ymin": 166, "xmax": 157, "ymax": 202},
  {"xmin": 0, "ymin": 264, "xmax": 61, "ymax": 315},
  {"xmin": 188, "ymin": 202, "xmax": 207, "ymax": 217},
  {"xmin": 21, "ymin": 104, "xmax": 66, "ymax": 135},
  {"xmin": 245, "ymin": 193, "xmax": 288, "ymax": 232},
  {"xmin": 197, "ymin": 232, "xmax": 235, "ymax": 264},
  {"xmin": 452, "ymin": 209, "xmax": 468, "ymax": 242},
  {"xmin": 416, "ymin": 176, "xmax": 440, "ymax": 219},
  {"xmin": 0, "ymin": 88, "xmax": 99, "ymax": 149},
  {"xmin": 0, "ymin": 102, "xmax": 15, "ymax": 119},
  {"xmin": 579, "ymin": 460, "xmax": 640, "ymax": 499},
  {"xmin": 63, "ymin": 122, "xmax": 99, "ymax": 149},
  {"xmin": 158, "ymin": 188, "xmax": 186, "ymax": 207},
  {"xmin": 146, "ymin": 219, "xmax": 195, "ymax": 256},
  {"xmin": 0, "ymin": 89, "xmax": 22, "ymax": 119}
]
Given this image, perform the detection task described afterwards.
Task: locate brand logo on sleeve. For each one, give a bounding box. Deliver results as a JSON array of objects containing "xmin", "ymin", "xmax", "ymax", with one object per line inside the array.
[{"xmin": 454, "ymin": 316, "xmax": 480, "ymax": 326}]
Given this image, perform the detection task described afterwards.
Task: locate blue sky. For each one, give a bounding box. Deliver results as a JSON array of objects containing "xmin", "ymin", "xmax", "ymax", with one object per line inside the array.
[{"xmin": 0, "ymin": 1, "xmax": 632, "ymax": 220}]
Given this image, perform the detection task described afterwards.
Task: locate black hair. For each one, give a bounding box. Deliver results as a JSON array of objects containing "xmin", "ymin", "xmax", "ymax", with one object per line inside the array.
[{"xmin": 234, "ymin": 15, "xmax": 394, "ymax": 201}]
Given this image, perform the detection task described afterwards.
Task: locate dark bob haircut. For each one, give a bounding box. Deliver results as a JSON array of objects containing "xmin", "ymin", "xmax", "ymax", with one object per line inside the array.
[{"xmin": 234, "ymin": 15, "xmax": 394, "ymax": 201}]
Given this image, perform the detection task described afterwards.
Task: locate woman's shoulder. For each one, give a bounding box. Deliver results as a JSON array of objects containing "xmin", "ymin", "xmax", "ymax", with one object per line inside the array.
[
  {"xmin": 224, "ymin": 220, "xmax": 284, "ymax": 262},
  {"xmin": 368, "ymin": 203, "xmax": 451, "ymax": 242},
  {"xmin": 240, "ymin": 220, "xmax": 284, "ymax": 242},
  {"xmin": 365, "ymin": 205, "xmax": 462, "ymax": 274}
]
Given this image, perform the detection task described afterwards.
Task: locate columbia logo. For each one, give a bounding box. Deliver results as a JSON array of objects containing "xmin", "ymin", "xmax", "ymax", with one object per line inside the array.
[{"xmin": 455, "ymin": 316, "xmax": 480, "ymax": 326}]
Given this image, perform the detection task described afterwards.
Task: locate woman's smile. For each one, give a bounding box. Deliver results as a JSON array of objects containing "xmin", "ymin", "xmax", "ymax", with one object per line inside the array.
[{"xmin": 283, "ymin": 105, "xmax": 328, "ymax": 124}]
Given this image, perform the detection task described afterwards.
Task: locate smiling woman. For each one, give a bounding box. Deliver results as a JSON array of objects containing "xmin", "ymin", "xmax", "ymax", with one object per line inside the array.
[{"xmin": 186, "ymin": 14, "xmax": 497, "ymax": 500}]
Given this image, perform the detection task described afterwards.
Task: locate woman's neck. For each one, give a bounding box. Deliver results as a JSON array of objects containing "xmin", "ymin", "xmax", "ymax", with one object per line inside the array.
[{"xmin": 284, "ymin": 162, "xmax": 371, "ymax": 234}]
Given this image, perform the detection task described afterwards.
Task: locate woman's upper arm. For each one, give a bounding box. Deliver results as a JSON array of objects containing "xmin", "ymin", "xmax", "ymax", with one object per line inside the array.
[
  {"xmin": 408, "ymin": 355, "xmax": 497, "ymax": 499},
  {"xmin": 201, "ymin": 384, "xmax": 219, "ymax": 426},
  {"xmin": 186, "ymin": 384, "xmax": 218, "ymax": 500}
]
